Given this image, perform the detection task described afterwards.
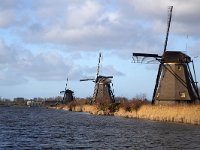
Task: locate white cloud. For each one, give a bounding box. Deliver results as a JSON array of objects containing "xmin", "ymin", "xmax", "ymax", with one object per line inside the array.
[
  {"xmin": 0, "ymin": 0, "xmax": 17, "ymax": 28},
  {"xmin": 0, "ymin": 68, "xmax": 28, "ymax": 85},
  {"xmin": 0, "ymin": 39, "xmax": 82, "ymax": 85},
  {"xmin": 1, "ymin": 0, "xmax": 200, "ymax": 52},
  {"xmin": 0, "ymin": 39, "xmax": 123, "ymax": 86},
  {"xmin": 67, "ymin": 1, "xmax": 101, "ymax": 28},
  {"xmin": 0, "ymin": 9, "xmax": 15, "ymax": 28},
  {"xmin": 0, "ymin": 0, "xmax": 200, "ymax": 95}
]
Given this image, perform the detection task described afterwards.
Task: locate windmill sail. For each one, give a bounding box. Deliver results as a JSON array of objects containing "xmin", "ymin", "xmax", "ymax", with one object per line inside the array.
[
  {"xmin": 163, "ymin": 6, "xmax": 173, "ymax": 52},
  {"xmin": 152, "ymin": 6, "xmax": 173, "ymax": 104},
  {"xmin": 80, "ymin": 78, "xmax": 95, "ymax": 81},
  {"xmin": 132, "ymin": 53, "xmax": 162, "ymax": 63}
]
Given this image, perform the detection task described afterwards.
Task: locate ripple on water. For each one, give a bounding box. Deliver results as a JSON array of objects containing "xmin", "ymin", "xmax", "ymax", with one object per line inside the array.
[{"xmin": 0, "ymin": 107, "xmax": 200, "ymax": 149}]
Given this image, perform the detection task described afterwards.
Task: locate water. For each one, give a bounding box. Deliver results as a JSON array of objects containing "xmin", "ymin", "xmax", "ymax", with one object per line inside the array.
[{"xmin": 0, "ymin": 107, "xmax": 199, "ymax": 150}]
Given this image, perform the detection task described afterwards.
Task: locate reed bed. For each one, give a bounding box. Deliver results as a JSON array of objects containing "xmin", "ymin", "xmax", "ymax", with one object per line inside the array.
[
  {"xmin": 114, "ymin": 108, "xmax": 137, "ymax": 118},
  {"xmin": 136, "ymin": 104, "xmax": 200, "ymax": 125},
  {"xmin": 50, "ymin": 101, "xmax": 200, "ymax": 125}
]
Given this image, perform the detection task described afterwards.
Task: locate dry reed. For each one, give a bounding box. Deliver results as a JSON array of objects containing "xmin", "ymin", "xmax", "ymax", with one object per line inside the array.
[
  {"xmin": 50, "ymin": 100, "xmax": 200, "ymax": 125},
  {"xmin": 114, "ymin": 104, "xmax": 200, "ymax": 125}
]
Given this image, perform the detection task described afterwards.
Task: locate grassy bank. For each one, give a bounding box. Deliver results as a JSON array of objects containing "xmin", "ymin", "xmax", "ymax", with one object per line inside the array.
[
  {"xmin": 51, "ymin": 101, "xmax": 200, "ymax": 125},
  {"xmin": 115, "ymin": 105, "xmax": 200, "ymax": 125}
]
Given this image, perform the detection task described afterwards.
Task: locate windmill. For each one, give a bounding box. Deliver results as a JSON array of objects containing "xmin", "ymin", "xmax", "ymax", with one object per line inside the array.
[
  {"xmin": 80, "ymin": 52, "xmax": 115, "ymax": 104},
  {"xmin": 132, "ymin": 6, "xmax": 200, "ymax": 104},
  {"xmin": 60, "ymin": 77, "xmax": 74, "ymax": 104}
]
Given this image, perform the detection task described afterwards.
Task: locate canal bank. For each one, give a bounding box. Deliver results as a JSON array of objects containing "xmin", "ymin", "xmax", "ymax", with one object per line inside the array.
[{"xmin": 50, "ymin": 104, "xmax": 200, "ymax": 125}]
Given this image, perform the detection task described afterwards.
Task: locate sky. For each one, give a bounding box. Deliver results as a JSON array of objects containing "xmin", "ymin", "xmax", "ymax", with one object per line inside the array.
[{"xmin": 0, "ymin": 0, "xmax": 200, "ymax": 100}]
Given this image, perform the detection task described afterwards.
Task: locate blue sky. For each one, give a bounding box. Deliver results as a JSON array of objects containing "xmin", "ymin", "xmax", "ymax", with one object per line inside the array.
[{"xmin": 0, "ymin": 0, "xmax": 200, "ymax": 100}]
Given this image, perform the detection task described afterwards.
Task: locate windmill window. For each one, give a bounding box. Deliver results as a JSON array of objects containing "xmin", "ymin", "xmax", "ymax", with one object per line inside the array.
[
  {"xmin": 157, "ymin": 93, "xmax": 160, "ymax": 98},
  {"xmin": 177, "ymin": 65, "xmax": 182, "ymax": 70},
  {"xmin": 179, "ymin": 92, "xmax": 186, "ymax": 98}
]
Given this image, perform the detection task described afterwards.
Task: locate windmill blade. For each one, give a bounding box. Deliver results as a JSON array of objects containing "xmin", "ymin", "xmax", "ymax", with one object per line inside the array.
[
  {"xmin": 80, "ymin": 78, "xmax": 95, "ymax": 81},
  {"xmin": 66, "ymin": 77, "xmax": 68, "ymax": 88},
  {"xmin": 104, "ymin": 76, "xmax": 113, "ymax": 78},
  {"xmin": 133, "ymin": 53, "xmax": 161, "ymax": 57},
  {"xmin": 132, "ymin": 52, "xmax": 161, "ymax": 63},
  {"xmin": 60, "ymin": 91, "xmax": 65, "ymax": 94},
  {"xmin": 97, "ymin": 75, "xmax": 113, "ymax": 79},
  {"xmin": 163, "ymin": 6, "xmax": 173, "ymax": 52},
  {"xmin": 96, "ymin": 52, "xmax": 101, "ymax": 77},
  {"xmin": 152, "ymin": 64, "xmax": 163, "ymax": 104}
]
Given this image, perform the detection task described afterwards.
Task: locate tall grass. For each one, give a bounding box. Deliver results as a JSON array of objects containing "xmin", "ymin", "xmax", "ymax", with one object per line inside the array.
[
  {"xmin": 137, "ymin": 104, "xmax": 200, "ymax": 125},
  {"xmin": 50, "ymin": 96, "xmax": 200, "ymax": 125}
]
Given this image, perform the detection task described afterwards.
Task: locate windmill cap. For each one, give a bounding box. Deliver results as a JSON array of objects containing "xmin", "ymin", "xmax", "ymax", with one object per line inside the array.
[
  {"xmin": 162, "ymin": 51, "xmax": 191, "ymax": 63},
  {"xmin": 65, "ymin": 89, "xmax": 74, "ymax": 93}
]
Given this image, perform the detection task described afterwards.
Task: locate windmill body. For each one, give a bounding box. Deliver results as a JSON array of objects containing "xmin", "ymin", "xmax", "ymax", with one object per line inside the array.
[
  {"xmin": 153, "ymin": 51, "xmax": 199, "ymax": 104},
  {"xmin": 60, "ymin": 78, "xmax": 74, "ymax": 104},
  {"xmin": 80, "ymin": 53, "xmax": 115, "ymax": 104},
  {"xmin": 61, "ymin": 89, "xmax": 74, "ymax": 104},
  {"xmin": 132, "ymin": 6, "xmax": 200, "ymax": 104},
  {"xmin": 132, "ymin": 51, "xmax": 200, "ymax": 105},
  {"xmin": 92, "ymin": 75, "xmax": 115, "ymax": 104}
]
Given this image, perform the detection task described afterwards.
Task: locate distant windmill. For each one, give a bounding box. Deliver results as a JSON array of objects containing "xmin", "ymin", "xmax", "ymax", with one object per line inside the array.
[
  {"xmin": 80, "ymin": 52, "xmax": 115, "ymax": 104},
  {"xmin": 60, "ymin": 77, "xmax": 74, "ymax": 104},
  {"xmin": 132, "ymin": 6, "xmax": 200, "ymax": 104}
]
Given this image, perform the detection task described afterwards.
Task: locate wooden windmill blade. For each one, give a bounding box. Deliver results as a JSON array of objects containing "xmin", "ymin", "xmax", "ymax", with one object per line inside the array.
[
  {"xmin": 186, "ymin": 62, "xmax": 200, "ymax": 99},
  {"xmin": 105, "ymin": 76, "xmax": 113, "ymax": 78},
  {"xmin": 96, "ymin": 52, "xmax": 102, "ymax": 77},
  {"xmin": 60, "ymin": 77, "xmax": 68, "ymax": 94},
  {"xmin": 190, "ymin": 61, "xmax": 200, "ymax": 98},
  {"xmin": 98, "ymin": 75, "xmax": 113, "ymax": 78},
  {"xmin": 80, "ymin": 78, "xmax": 95, "ymax": 81},
  {"xmin": 152, "ymin": 6, "xmax": 173, "ymax": 104},
  {"xmin": 132, "ymin": 53, "xmax": 162, "ymax": 63},
  {"xmin": 163, "ymin": 6, "xmax": 173, "ymax": 52}
]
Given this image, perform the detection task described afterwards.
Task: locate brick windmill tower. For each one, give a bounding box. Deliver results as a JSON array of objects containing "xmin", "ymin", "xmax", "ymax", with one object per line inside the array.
[
  {"xmin": 132, "ymin": 6, "xmax": 200, "ymax": 104},
  {"xmin": 80, "ymin": 52, "xmax": 115, "ymax": 104}
]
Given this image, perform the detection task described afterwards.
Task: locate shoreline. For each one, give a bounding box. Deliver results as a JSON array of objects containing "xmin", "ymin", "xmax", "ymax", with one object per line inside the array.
[{"xmin": 50, "ymin": 104, "xmax": 200, "ymax": 125}]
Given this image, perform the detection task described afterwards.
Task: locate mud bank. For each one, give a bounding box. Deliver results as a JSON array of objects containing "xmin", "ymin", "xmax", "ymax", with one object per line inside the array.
[{"xmin": 50, "ymin": 104, "xmax": 200, "ymax": 125}]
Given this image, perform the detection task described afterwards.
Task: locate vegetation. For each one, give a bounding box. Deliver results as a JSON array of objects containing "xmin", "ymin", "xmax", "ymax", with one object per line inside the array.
[
  {"xmin": 0, "ymin": 97, "xmax": 27, "ymax": 106},
  {"xmin": 50, "ymin": 93, "xmax": 200, "ymax": 125},
  {"xmin": 1, "ymin": 93, "xmax": 200, "ymax": 125},
  {"xmin": 0, "ymin": 96, "xmax": 63, "ymax": 107}
]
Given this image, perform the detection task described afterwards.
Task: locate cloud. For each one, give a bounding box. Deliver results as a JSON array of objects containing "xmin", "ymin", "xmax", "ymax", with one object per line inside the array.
[
  {"xmin": 0, "ymin": 40, "xmax": 27, "ymax": 85},
  {"xmin": 0, "ymin": 0, "xmax": 18, "ymax": 28},
  {"xmin": 80, "ymin": 64, "xmax": 124, "ymax": 79},
  {"xmin": 1, "ymin": 0, "xmax": 200, "ymax": 85},
  {"xmin": 0, "ymin": 68, "xmax": 28, "ymax": 85},
  {"xmin": 2, "ymin": 0, "xmax": 200, "ymax": 50},
  {"xmin": 0, "ymin": 39, "xmax": 82, "ymax": 85},
  {"xmin": 0, "ymin": 40, "xmax": 17, "ymax": 66},
  {"xmin": 0, "ymin": 39, "xmax": 123, "ymax": 86},
  {"xmin": 0, "ymin": 0, "xmax": 197, "ymax": 57}
]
